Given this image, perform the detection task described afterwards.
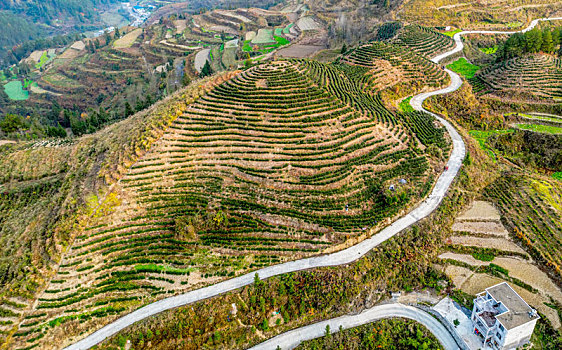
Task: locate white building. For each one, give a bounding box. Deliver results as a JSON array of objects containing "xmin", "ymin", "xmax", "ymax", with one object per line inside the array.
[{"xmin": 471, "ymin": 282, "xmax": 539, "ymax": 349}]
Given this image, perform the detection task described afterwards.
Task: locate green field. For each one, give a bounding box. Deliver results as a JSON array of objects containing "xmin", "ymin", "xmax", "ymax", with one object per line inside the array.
[
  {"xmin": 4, "ymin": 81, "xmax": 29, "ymax": 100},
  {"xmin": 242, "ymin": 40, "xmax": 253, "ymax": 52},
  {"xmin": 507, "ymin": 112, "xmax": 562, "ymax": 125},
  {"xmin": 442, "ymin": 28, "xmax": 461, "ymax": 37},
  {"xmin": 243, "ymin": 35, "xmax": 289, "ymax": 54},
  {"xmin": 469, "ymin": 129, "xmax": 513, "ymax": 160},
  {"xmin": 506, "ymin": 21, "xmax": 523, "ymax": 28},
  {"xmin": 447, "ymin": 58, "xmax": 480, "ymax": 79},
  {"xmin": 553, "ymin": 172, "xmax": 562, "ymax": 181},
  {"xmin": 251, "ymin": 28, "xmax": 275, "ymax": 44},
  {"xmin": 283, "ymin": 23, "xmax": 294, "ymax": 34},
  {"xmin": 399, "ymin": 96, "xmax": 414, "ymax": 112},
  {"xmin": 269, "ymin": 35, "xmax": 290, "ymax": 47},
  {"xmin": 516, "ymin": 123, "xmax": 562, "ymax": 134},
  {"xmin": 36, "ymin": 51, "xmax": 49, "ymax": 69},
  {"xmin": 479, "ymin": 46, "xmax": 498, "ymax": 54}
]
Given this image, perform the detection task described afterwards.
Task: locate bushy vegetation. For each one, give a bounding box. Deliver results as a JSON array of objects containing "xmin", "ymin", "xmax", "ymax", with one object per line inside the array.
[
  {"xmin": 341, "ymin": 41, "xmax": 450, "ymax": 103},
  {"xmin": 296, "ymin": 318, "xmax": 443, "ymax": 349},
  {"xmin": 484, "ymin": 172, "xmax": 562, "ymax": 287},
  {"xmin": 497, "ymin": 26, "xmax": 562, "ymax": 61},
  {"xmin": 94, "ymin": 141, "xmax": 497, "ymax": 350},
  {"xmin": 488, "ymin": 129, "xmax": 562, "ymax": 171},
  {"xmin": 446, "ymin": 58, "xmax": 480, "ymax": 79},
  {"xmin": 391, "ymin": 24, "xmax": 455, "ymax": 58}
]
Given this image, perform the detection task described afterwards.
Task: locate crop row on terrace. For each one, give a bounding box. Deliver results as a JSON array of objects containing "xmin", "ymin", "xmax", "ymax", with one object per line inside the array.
[
  {"xmin": 340, "ymin": 41, "xmax": 450, "ymax": 97},
  {"xmin": 391, "ymin": 24, "xmax": 455, "ymax": 58},
  {"xmin": 13, "ymin": 59, "xmax": 449, "ymax": 349},
  {"xmin": 474, "ymin": 54, "xmax": 562, "ymax": 100},
  {"xmin": 483, "ymin": 173, "xmax": 562, "ymax": 287}
]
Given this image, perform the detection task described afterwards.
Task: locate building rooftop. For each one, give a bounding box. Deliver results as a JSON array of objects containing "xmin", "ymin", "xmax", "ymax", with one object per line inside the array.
[{"xmin": 485, "ymin": 282, "xmax": 539, "ymax": 330}]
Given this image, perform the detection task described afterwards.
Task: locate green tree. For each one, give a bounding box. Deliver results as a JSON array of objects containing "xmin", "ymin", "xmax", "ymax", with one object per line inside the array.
[
  {"xmin": 341, "ymin": 43, "xmax": 347, "ymax": 54},
  {"xmin": 542, "ymin": 29, "xmax": 554, "ymax": 53},
  {"xmin": 181, "ymin": 73, "xmax": 191, "ymax": 87},
  {"xmin": 0, "ymin": 114, "xmax": 25, "ymax": 133},
  {"xmin": 525, "ymin": 28, "xmax": 542, "ymax": 53},
  {"xmin": 124, "ymin": 101, "xmax": 133, "ymax": 117},
  {"xmin": 552, "ymin": 27, "xmax": 561, "ymax": 47},
  {"xmin": 200, "ymin": 60, "xmax": 213, "ymax": 77}
]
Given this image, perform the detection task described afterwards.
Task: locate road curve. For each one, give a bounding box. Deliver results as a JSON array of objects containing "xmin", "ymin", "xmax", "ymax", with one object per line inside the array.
[
  {"xmin": 247, "ymin": 16, "xmax": 562, "ymax": 350},
  {"xmin": 431, "ymin": 17, "xmax": 562, "ymax": 63},
  {"xmin": 65, "ymin": 17, "xmax": 560, "ymax": 350},
  {"xmin": 249, "ymin": 303, "xmax": 458, "ymax": 350}
]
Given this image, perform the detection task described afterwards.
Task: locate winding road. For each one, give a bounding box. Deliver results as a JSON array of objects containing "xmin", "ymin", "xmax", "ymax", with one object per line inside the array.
[
  {"xmin": 249, "ymin": 303, "xmax": 458, "ymax": 350},
  {"xmin": 64, "ymin": 17, "xmax": 561, "ymax": 350}
]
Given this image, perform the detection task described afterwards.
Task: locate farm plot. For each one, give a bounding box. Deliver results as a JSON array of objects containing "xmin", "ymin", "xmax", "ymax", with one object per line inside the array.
[
  {"xmin": 391, "ymin": 24, "xmax": 455, "ymax": 58},
  {"xmin": 515, "ymin": 123, "xmax": 562, "ymax": 134},
  {"xmin": 296, "ymin": 16, "xmax": 321, "ymax": 31},
  {"xmin": 439, "ymin": 198, "xmax": 562, "ymax": 327},
  {"xmin": 342, "ymin": 41, "xmax": 450, "ymax": 97},
  {"xmin": 277, "ymin": 45, "xmax": 324, "ymax": 58},
  {"xmin": 173, "ymin": 19, "xmax": 188, "ymax": 34},
  {"xmin": 446, "ymin": 58, "xmax": 480, "ymax": 79},
  {"xmin": 14, "ymin": 60, "xmax": 447, "ymax": 349},
  {"xmin": 483, "ymin": 173, "xmax": 562, "ymax": 285},
  {"xmin": 251, "ymin": 28, "xmax": 275, "ymax": 44},
  {"xmin": 3, "ymin": 81, "xmax": 29, "ymax": 101},
  {"xmin": 114, "ymin": 28, "xmax": 143, "ymax": 49},
  {"xmin": 194, "ymin": 48, "xmax": 211, "ymax": 72},
  {"xmin": 474, "ymin": 54, "xmax": 562, "ymax": 100}
]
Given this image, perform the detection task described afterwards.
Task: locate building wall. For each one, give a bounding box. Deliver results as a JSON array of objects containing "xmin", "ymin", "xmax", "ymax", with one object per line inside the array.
[{"xmin": 501, "ymin": 319, "xmax": 537, "ymax": 349}]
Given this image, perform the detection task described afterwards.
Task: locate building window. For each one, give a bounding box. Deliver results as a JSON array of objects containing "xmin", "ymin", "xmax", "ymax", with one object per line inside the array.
[
  {"xmin": 498, "ymin": 323, "xmax": 504, "ymax": 331},
  {"xmin": 497, "ymin": 332, "xmax": 502, "ymax": 340}
]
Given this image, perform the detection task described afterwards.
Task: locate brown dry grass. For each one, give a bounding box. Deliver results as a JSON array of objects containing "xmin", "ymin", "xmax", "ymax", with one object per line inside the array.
[
  {"xmin": 449, "ymin": 236, "xmax": 526, "ymax": 253},
  {"xmin": 114, "ymin": 28, "xmax": 143, "ymax": 49},
  {"xmin": 456, "ymin": 200, "xmax": 500, "ymax": 221}
]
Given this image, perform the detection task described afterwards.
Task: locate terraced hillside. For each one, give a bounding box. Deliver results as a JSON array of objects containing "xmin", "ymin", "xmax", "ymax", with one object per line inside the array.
[
  {"xmin": 12, "ymin": 60, "xmax": 450, "ymax": 349},
  {"xmin": 438, "ymin": 199, "xmax": 562, "ymax": 329},
  {"xmin": 483, "ymin": 173, "xmax": 562, "ymax": 287},
  {"xmin": 390, "ymin": 24, "xmax": 455, "ymax": 59},
  {"xmin": 472, "ymin": 54, "xmax": 562, "ymax": 100},
  {"xmin": 341, "ymin": 41, "xmax": 450, "ymax": 100},
  {"xmin": 402, "ymin": 0, "xmax": 562, "ymax": 30}
]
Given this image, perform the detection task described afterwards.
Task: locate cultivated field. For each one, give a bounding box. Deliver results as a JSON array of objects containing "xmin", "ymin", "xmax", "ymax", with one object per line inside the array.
[
  {"xmin": 113, "ymin": 28, "xmax": 143, "ymax": 49},
  {"xmin": 472, "ymin": 54, "xmax": 562, "ymax": 100},
  {"xmin": 439, "ymin": 197, "xmax": 562, "ymax": 328},
  {"xmin": 484, "ymin": 173, "xmax": 562, "ymax": 284},
  {"xmin": 391, "ymin": 24, "xmax": 455, "ymax": 59},
  {"xmin": 401, "ymin": 0, "xmax": 562, "ymax": 30},
  {"xmin": 342, "ymin": 41, "xmax": 450, "ymax": 103},
  {"xmin": 12, "ymin": 58, "xmax": 450, "ymax": 349}
]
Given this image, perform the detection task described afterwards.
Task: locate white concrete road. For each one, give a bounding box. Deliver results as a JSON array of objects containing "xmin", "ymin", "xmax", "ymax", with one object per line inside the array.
[
  {"xmin": 250, "ymin": 303, "xmax": 458, "ymax": 350},
  {"xmin": 64, "ymin": 17, "xmax": 560, "ymax": 350},
  {"xmin": 431, "ymin": 17, "xmax": 562, "ymax": 63}
]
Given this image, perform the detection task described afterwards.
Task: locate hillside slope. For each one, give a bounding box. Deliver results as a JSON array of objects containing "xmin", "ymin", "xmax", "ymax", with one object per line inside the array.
[
  {"xmin": 0, "ymin": 72, "xmax": 230, "ymax": 348},
  {"xmin": 9, "ymin": 58, "xmax": 450, "ymax": 349}
]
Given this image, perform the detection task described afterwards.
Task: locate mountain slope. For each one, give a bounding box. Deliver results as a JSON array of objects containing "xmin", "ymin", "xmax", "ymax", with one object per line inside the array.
[{"xmin": 10, "ymin": 58, "xmax": 449, "ymax": 349}]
